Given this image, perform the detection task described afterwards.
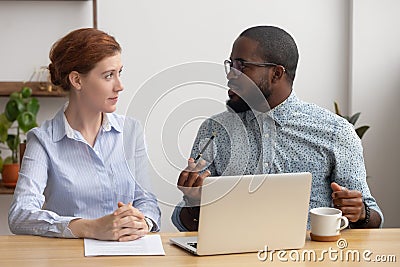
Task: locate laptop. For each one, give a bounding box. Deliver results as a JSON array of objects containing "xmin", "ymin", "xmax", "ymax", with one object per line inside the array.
[{"xmin": 170, "ymin": 172, "xmax": 312, "ymax": 256}]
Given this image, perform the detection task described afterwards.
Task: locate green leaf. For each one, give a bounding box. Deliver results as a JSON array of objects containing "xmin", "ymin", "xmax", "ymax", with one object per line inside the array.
[
  {"xmin": 1, "ymin": 87, "xmax": 40, "ymax": 159},
  {"xmin": 334, "ymin": 101, "xmax": 341, "ymax": 116},
  {"xmin": 6, "ymin": 134, "xmax": 20, "ymax": 151},
  {"xmin": 0, "ymin": 124, "xmax": 8, "ymax": 143},
  {"xmin": 9, "ymin": 92, "xmax": 21, "ymax": 101},
  {"xmin": 21, "ymin": 86, "xmax": 32, "ymax": 98},
  {"xmin": 5, "ymin": 99, "xmax": 25, "ymax": 122},
  {"xmin": 26, "ymin": 98, "xmax": 40, "ymax": 115},
  {"xmin": 0, "ymin": 113, "xmax": 12, "ymax": 127},
  {"xmin": 17, "ymin": 112, "xmax": 37, "ymax": 133},
  {"xmin": 0, "ymin": 114, "xmax": 12, "ymax": 143},
  {"xmin": 0, "ymin": 156, "xmax": 3, "ymax": 172},
  {"xmin": 349, "ymin": 112, "xmax": 361, "ymax": 125},
  {"xmin": 356, "ymin": 126, "xmax": 370, "ymax": 139}
]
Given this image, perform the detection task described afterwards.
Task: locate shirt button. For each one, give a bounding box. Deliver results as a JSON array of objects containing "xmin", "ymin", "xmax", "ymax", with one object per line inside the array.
[
  {"xmin": 95, "ymin": 150, "xmax": 100, "ymax": 155},
  {"xmin": 264, "ymin": 133, "xmax": 269, "ymax": 138},
  {"xmin": 264, "ymin": 162, "xmax": 269, "ymax": 168}
]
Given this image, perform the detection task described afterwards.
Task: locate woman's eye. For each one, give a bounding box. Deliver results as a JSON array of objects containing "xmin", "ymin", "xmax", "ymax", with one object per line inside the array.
[{"xmin": 105, "ymin": 73, "xmax": 113, "ymax": 79}]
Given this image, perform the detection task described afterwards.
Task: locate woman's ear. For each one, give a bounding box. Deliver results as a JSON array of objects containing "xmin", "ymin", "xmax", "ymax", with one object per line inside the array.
[{"xmin": 69, "ymin": 71, "xmax": 82, "ymax": 90}]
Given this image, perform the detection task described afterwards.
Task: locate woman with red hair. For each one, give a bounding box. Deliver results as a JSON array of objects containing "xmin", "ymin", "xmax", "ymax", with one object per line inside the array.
[{"xmin": 9, "ymin": 28, "xmax": 161, "ymax": 241}]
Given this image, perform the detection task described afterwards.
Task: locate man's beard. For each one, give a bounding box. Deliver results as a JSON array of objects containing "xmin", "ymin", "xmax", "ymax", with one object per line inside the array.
[
  {"xmin": 226, "ymin": 97, "xmax": 250, "ymax": 113},
  {"xmin": 226, "ymin": 80, "xmax": 271, "ymax": 113}
]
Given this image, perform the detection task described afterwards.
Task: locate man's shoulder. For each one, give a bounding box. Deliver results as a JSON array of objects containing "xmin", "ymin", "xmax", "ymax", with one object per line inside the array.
[
  {"xmin": 200, "ymin": 111, "xmax": 233, "ymax": 124},
  {"xmin": 295, "ymin": 99, "xmax": 349, "ymax": 127},
  {"xmin": 194, "ymin": 111, "xmax": 235, "ymax": 137}
]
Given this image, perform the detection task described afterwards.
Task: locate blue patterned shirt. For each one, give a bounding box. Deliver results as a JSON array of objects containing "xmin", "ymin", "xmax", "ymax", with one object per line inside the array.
[
  {"xmin": 9, "ymin": 105, "xmax": 161, "ymax": 237},
  {"xmin": 172, "ymin": 91, "xmax": 383, "ymax": 230}
]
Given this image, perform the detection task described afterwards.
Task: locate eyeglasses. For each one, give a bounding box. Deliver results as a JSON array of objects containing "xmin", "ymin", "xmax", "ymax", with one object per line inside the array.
[{"xmin": 224, "ymin": 59, "xmax": 285, "ymax": 76}]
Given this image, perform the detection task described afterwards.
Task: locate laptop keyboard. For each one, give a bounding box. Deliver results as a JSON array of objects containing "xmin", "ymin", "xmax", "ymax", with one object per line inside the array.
[{"xmin": 187, "ymin": 242, "xmax": 198, "ymax": 249}]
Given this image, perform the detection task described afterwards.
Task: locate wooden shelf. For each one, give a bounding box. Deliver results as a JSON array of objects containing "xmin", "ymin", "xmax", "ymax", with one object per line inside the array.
[
  {"xmin": 0, "ymin": 181, "xmax": 14, "ymax": 195},
  {"xmin": 0, "ymin": 82, "xmax": 67, "ymax": 97}
]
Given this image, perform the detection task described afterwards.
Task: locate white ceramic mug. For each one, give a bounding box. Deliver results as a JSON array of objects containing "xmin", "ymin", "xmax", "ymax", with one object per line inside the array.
[{"xmin": 310, "ymin": 207, "xmax": 349, "ymax": 241}]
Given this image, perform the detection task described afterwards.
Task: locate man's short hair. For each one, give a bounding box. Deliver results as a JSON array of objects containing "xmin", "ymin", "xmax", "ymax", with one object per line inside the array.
[{"xmin": 239, "ymin": 26, "xmax": 299, "ymax": 84}]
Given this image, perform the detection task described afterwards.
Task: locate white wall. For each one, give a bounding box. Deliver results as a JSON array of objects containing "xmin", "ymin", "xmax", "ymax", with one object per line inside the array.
[
  {"xmin": 98, "ymin": 0, "xmax": 350, "ymax": 115},
  {"xmin": 351, "ymin": 0, "xmax": 400, "ymax": 227},
  {"xmin": 0, "ymin": 1, "xmax": 93, "ymax": 80},
  {"xmin": 0, "ymin": 0, "xmax": 399, "ymax": 233},
  {"xmin": 0, "ymin": 0, "xmax": 92, "ymax": 155}
]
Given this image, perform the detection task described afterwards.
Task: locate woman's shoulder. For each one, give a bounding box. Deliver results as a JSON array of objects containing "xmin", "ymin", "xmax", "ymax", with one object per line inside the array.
[
  {"xmin": 23, "ymin": 122, "xmax": 57, "ymax": 151},
  {"xmin": 108, "ymin": 112, "xmax": 141, "ymax": 123},
  {"xmin": 107, "ymin": 113, "xmax": 142, "ymax": 131}
]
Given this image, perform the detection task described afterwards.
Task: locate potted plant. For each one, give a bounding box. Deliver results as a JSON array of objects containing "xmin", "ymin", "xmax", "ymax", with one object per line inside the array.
[
  {"xmin": 334, "ymin": 101, "xmax": 369, "ymax": 139},
  {"xmin": 0, "ymin": 86, "xmax": 40, "ymax": 187}
]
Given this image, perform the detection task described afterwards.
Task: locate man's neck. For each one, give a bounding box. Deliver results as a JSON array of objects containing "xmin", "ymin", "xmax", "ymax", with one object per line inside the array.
[{"xmin": 267, "ymin": 87, "xmax": 292, "ymax": 109}]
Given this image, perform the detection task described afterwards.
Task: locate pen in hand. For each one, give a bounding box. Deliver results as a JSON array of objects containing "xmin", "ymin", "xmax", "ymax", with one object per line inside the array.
[{"xmin": 194, "ymin": 132, "xmax": 217, "ymax": 163}]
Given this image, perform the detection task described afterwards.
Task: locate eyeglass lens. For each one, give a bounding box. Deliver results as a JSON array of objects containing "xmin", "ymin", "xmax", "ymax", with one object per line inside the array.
[{"xmin": 224, "ymin": 60, "xmax": 242, "ymax": 76}]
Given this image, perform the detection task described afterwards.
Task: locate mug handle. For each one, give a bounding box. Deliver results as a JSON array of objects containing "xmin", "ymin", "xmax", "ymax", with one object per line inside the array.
[{"xmin": 338, "ymin": 216, "xmax": 349, "ymax": 231}]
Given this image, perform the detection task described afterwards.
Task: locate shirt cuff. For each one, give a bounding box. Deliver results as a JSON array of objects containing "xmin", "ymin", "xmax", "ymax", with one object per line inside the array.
[
  {"xmin": 371, "ymin": 207, "xmax": 385, "ymax": 228},
  {"xmin": 61, "ymin": 217, "xmax": 81, "ymax": 238},
  {"xmin": 171, "ymin": 200, "xmax": 190, "ymax": 232},
  {"xmin": 63, "ymin": 226, "xmax": 77, "ymax": 238},
  {"xmin": 144, "ymin": 217, "xmax": 155, "ymax": 232}
]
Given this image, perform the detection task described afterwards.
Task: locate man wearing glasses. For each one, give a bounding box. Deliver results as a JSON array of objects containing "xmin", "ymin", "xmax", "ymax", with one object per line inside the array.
[{"xmin": 172, "ymin": 26, "xmax": 383, "ymax": 231}]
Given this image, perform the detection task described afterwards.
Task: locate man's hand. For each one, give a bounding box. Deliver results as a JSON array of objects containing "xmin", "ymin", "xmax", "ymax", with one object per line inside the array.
[
  {"xmin": 331, "ymin": 182, "xmax": 364, "ymax": 222},
  {"xmin": 177, "ymin": 158, "xmax": 211, "ymax": 205}
]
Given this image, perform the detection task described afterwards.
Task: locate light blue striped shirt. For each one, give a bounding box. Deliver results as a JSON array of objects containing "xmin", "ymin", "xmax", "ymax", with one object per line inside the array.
[
  {"xmin": 172, "ymin": 91, "xmax": 383, "ymax": 231},
  {"xmin": 9, "ymin": 105, "xmax": 161, "ymax": 237}
]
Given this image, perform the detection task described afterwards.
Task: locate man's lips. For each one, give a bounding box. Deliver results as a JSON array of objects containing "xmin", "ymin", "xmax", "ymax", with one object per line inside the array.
[
  {"xmin": 227, "ymin": 82, "xmax": 240, "ymax": 98},
  {"xmin": 228, "ymin": 89, "xmax": 237, "ymax": 98}
]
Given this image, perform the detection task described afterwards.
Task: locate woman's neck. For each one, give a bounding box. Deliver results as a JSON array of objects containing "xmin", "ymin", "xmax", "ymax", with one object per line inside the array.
[{"xmin": 64, "ymin": 101, "xmax": 103, "ymax": 147}]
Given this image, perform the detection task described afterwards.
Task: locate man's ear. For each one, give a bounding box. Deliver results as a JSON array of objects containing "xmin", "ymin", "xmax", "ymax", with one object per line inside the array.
[
  {"xmin": 69, "ymin": 71, "xmax": 82, "ymax": 90},
  {"xmin": 271, "ymin": 66, "xmax": 285, "ymax": 83}
]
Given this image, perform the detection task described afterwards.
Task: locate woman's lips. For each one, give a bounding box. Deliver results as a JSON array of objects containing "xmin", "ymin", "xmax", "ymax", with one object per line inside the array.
[{"xmin": 108, "ymin": 96, "xmax": 118, "ymax": 103}]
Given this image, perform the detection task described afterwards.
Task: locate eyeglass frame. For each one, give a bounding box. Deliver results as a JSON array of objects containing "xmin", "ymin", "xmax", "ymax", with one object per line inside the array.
[{"xmin": 224, "ymin": 59, "xmax": 286, "ymax": 76}]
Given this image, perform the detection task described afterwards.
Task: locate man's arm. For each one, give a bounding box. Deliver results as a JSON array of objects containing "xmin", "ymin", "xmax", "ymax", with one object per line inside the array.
[
  {"xmin": 173, "ymin": 158, "xmax": 210, "ymax": 231},
  {"xmin": 331, "ymin": 122, "xmax": 384, "ymax": 228},
  {"xmin": 331, "ymin": 182, "xmax": 381, "ymax": 228},
  {"xmin": 179, "ymin": 204, "xmax": 200, "ymax": 231},
  {"xmin": 351, "ymin": 204, "xmax": 382, "ymax": 229}
]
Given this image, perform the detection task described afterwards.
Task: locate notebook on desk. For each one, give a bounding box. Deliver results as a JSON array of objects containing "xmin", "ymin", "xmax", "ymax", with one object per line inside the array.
[{"xmin": 170, "ymin": 172, "xmax": 312, "ymax": 256}]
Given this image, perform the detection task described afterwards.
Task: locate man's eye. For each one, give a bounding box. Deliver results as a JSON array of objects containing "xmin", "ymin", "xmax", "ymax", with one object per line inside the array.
[{"xmin": 238, "ymin": 62, "xmax": 246, "ymax": 70}]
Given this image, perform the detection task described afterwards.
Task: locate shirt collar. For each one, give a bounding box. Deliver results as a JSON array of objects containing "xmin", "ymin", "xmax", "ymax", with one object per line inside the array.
[
  {"xmin": 241, "ymin": 90, "xmax": 299, "ymax": 126},
  {"xmin": 105, "ymin": 112, "xmax": 122, "ymax": 132},
  {"xmin": 269, "ymin": 90, "xmax": 299, "ymax": 126},
  {"xmin": 52, "ymin": 102, "xmax": 122, "ymax": 142}
]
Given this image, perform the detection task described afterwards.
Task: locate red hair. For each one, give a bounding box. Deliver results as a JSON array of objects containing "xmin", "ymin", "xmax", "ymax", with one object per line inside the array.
[{"xmin": 48, "ymin": 28, "xmax": 122, "ymax": 91}]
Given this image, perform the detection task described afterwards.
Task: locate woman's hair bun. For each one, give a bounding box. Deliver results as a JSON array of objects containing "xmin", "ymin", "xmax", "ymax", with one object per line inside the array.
[{"xmin": 48, "ymin": 63, "xmax": 61, "ymax": 86}]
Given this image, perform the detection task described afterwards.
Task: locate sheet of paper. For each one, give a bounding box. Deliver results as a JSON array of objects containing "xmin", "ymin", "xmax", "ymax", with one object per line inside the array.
[{"xmin": 84, "ymin": 234, "xmax": 165, "ymax": 256}]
